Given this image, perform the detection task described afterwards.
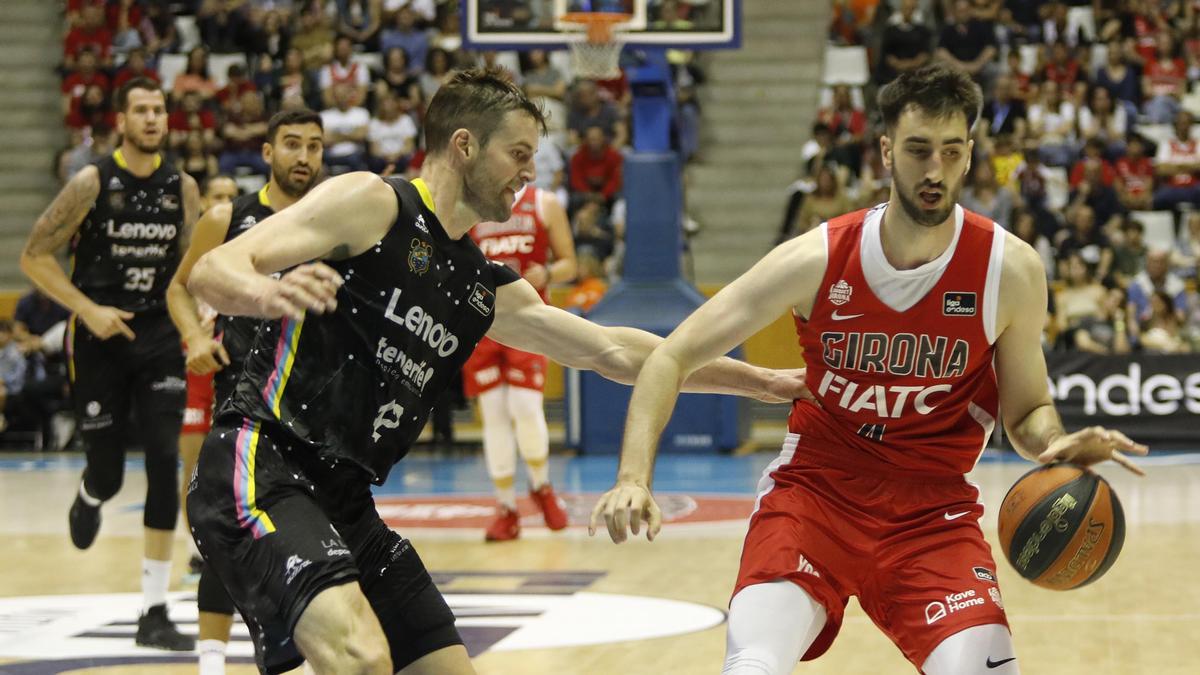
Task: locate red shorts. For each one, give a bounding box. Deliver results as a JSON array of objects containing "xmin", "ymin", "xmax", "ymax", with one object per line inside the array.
[
  {"xmin": 734, "ymin": 433, "xmax": 1009, "ymax": 669},
  {"xmin": 182, "ymin": 370, "xmax": 215, "ymax": 435},
  {"xmin": 461, "ymin": 337, "xmax": 547, "ymax": 397}
]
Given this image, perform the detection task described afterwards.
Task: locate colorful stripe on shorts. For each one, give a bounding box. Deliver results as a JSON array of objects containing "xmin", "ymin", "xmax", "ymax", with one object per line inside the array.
[
  {"xmin": 261, "ymin": 314, "xmax": 304, "ymax": 417},
  {"xmin": 233, "ymin": 419, "xmax": 275, "ymax": 538}
]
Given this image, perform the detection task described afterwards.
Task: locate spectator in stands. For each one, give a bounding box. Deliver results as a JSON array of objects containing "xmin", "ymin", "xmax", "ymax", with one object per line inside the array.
[
  {"xmin": 108, "ymin": 0, "xmax": 145, "ymax": 59},
  {"xmin": 568, "ymin": 79, "xmax": 627, "ymax": 149},
  {"xmin": 0, "ymin": 320, "xmax": 28, "ymax": 433},
  {"xmin": 384, "ymin": 0, "xmax": 437, "ymax": 26},
  {"xmin": 380, "ymin": 5, "xmax": 431, "ymax": 73},
  {"xmin": 829, "ymin": 0, "xmax": 879, "ymax": 46},
  {"xmin": 12, "ymin": 290, "xmax": 69, "ymax": 358},
  {"xmin": 1071, "ymin": 285, "xmax": 1133, "ymax": 354},
  {"xmin": 217, "ymin": 63, "xmax": 258, "ymax": 114},
  {"xmin": 9, "ymin": 290, "xmax": 72, "ymax": 447},
  {"xmin": 65, "ymin": 0, "xmax": 105, "ymax": 31},
  {"xmin": 1114, "ymin": 132, "xmax": 1155, "ymax": 210},
  {"xmin": 320, "ymin": 36, "xmax": 371, "ymax": 109},
  {"xmin": 276, "ymin": 47, "xmax": 319, "ymax": 111},
  {"xmin": 169, "ymin": 91, "xmax": 219, "ymax": 153},
  {"xmin": 198, "ymin": 0, "xmax": 254, "ymax": 53},
  {"xmin": 1095, "ymin": 38, "xmax": 1141, "ymax": 107},
  {"xmin": 172, "ymin": 46, "xmax": 219, "ymax": 103},
  {"xmin": 1057, "ymin": 203, "xmax": 1115, "ymax": 281},
  {"xmin": 533, "ymin": 136, "xmax": 568, "ymax": 206},
  {"xmin": 570, "ymin": 125, "xmax": 624, "ymax": 209},
  {"xmin": 244, "ymin": 1, "xmax": 298, "ymax": 27},
  {"xmin": 564, "ymin": 254, "xmax": 609, "ymax": 314},
  {"xmin": 980, "ymin": 74, "xmax": 1028, "ymax": 142},
  {"xmin": 1152, "ymin": 110, "xmax": 1200, "ymax": 210},
  {"xmin": 521, "ymin": 49, "xmax": 567, "ymax": 105},
  {"xmin": 1142, "ymin": 30, "xmax": 1187, "ymax": 124},
  {"xmin": 64, "ymin": 123, "xmax": 116, "ymax": 177},
  {"xmin": 1054, "ymin": 252, "xmax": 1109, "ymax": 348},
  {"xmin": 990, "ymin": 133, "xmax": 1024, "ymax": 189},
  {"xmin": 1138, "ymin": 289, "xmax": 1192, "ymax": 352},
  {"xmin": 1000, "ymin": 0, "xmax": 1042, "ymax": 44},
  {"xmin": 65, "ymin": 85, "xmax": 114, "ymax": 140},
  {"xmin": 138, "ymin": 2, "xmax": 179, "ymax": 59},
  {"xmin": 961, "ymin": 159, "xmax": 1016, "ymax": 230},
  {"xmin": 1014, "ymin": 206, "xmax": 1056, "ymax": 279},
  {"xmin": 247, "ymin": 9, "xmax": 292, "ymax": 64},
  {"xmin": 1040, "ymin": 1, "xmax": 1083, "ymax": 47},
  {"xmin": 936, "ymin": 0, "xmax": 998, "ymax": 87},
  {"xmin": 64, "ymin": 4, "xmax": 113, "ymax": 70},
  {"xmin": 1040, "ymin": 40, "xmax": 1084, "ymax": 89},
  {"xmin": 1078, "ymin": 85, "xmax": 1129, "ymax": 154},
  {"xmin": 1069, "ymin": 138, "xmax": 1117, "ymax": 189},
  {"xmin": 571, "ymin": 200, "xmax": 616, "ymax": 263},
  {"xmin": 292, "ymin": 0, "xmax": 336, "ymax": 71},
  {"xmin": 419, "ymin": 46, "xmax": 454, "ymax": 102},
  {"xmin": 62, "ymin": 48, "xmax": 110, "ymax": 121},
  {"xmin": 816, "ymin": 85, "xmax": 868, "ymax": 177},
  {"xmin": 793, "ymin": 164, "xmax": 855, "ymax": 236},
  {"xmin": 336, "ymin": 0, "xmax": 384, "ymax": 49},
  {"xmin": 321, "ymin": 82, "xmax": 371, "ymax": 173},
  {"xmin": 1173, "ymin": 211, "xmax": 1200, "ymax": 277},
  {"xmin": 1027, "ymin": 79, "xmax": 1079, "ymax": 167},
  {"xmin": 178, "ymin": 131, "xmax": 220, "ymax": 184},
  {"xmin": 219, "ymin": 91, "xmax": 270, "ymax": 175},
  {"xmin": 374, "ymin": 47, "xmax": 422, "ymax": 114},
  {"xmin": 1112, "ymin": 215, "xmax": 1148, "ymax": 285},
  {"xmin": 1127, "ymin": 247, "xmax": 1188, "ymax": 323},
  {"xmin": 366, "ymin": 92, "xmax": 418, "ymax": 173},
  {"xmin": 113, "ymin": 47, "xmax": 159, "ymax": 91}
]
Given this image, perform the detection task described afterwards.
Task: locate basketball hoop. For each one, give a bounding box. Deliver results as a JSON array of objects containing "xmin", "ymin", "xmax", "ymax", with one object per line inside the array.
[{"xmin": 559, "ymin": 12, "xmax": 631, "ymax": 80}]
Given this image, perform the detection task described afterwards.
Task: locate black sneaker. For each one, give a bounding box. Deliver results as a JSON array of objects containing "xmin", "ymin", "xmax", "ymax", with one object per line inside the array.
[
  {"xmin": 68, "ymin": 492, "xmax": 101, "ymax": 550},
  {"xmin": 135, "ymin": 604, "xmax": 195, "ymax": 651}
]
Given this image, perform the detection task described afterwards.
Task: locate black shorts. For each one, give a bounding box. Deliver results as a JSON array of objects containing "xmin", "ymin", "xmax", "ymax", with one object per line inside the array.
[
  {"xmin": 67, "ymin": 311, "xmax": 185, "ymax": 437},
  {"xmin": 188, "ymin": 418, "xmax": 461, "ymax": 674}
]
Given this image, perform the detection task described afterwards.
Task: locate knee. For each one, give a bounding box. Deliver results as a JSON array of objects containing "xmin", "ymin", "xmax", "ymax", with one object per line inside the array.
[{"xmin": 84, "ymin": 464, "xmax": 123, "ymax": 502}]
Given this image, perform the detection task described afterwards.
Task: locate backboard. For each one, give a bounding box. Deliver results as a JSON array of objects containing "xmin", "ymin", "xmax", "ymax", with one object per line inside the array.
[{"xmin": 461, "ymin": 0, "xmax": 741, "ymax": 50}]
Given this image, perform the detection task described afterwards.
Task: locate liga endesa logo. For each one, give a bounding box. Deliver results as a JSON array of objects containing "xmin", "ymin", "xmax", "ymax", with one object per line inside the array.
[
  {"xmin": 0, "ymin": 573, "xmax": 724, "ymax": 673},
  {"xmin": 374, "ymin": 493, "xmax": 755, "ymax": 529}
]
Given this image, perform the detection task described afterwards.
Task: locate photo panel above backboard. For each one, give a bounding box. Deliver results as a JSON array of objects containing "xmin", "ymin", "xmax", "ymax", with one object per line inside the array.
[{"xmin": 462, "ymin": 0, "xmax": 741, "ymax": 49}]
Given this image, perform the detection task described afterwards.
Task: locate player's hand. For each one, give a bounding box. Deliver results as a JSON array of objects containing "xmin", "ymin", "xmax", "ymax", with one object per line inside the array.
[
  {"xmin": 589, "ymin": 481, "xmax": 662, "ymax": 543},
  {"xmin": 523, "ymin": 263, "xmax": 549, "ymax": 291},
  {"xmin": 185, "ymin": 333, "xmax": 230, "ymax": 375},
  {"xmin": 755, "ymin": 367, "xmax": 815, "ymax": 404},
  {"xmin": 258, "ymin": 263, "xmax": 344, "ymax": 320},
  {"xmin": 80, "ymin": 304, "xmax": 136, "ymax": 340},
  {"xmin": 1037, "ymin": 426, "xmax": 1149, "ymax": 476}
]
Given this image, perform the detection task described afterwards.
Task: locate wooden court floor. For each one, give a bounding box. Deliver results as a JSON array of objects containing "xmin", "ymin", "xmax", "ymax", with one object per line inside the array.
[{"xmin": 0, "ymin": 450, "xmax": 1197, "ymax": 674}]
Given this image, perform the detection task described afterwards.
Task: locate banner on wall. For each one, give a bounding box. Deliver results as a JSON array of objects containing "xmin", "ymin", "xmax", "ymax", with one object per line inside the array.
[{"xmin": 1045, "ymin": 353, "xmax": 1200, "ymax": 444}]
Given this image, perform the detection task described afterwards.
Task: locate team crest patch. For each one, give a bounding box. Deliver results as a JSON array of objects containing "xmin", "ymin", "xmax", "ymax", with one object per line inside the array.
[
  {"xmin": 943, "ymin": 292, "xmax": 977, "ymax": 316},
  {"xmin": 408, "ymin": 238, "xmax": 433, "ymax": 276},
  {"xmin": 469, "ymin": 282, "xmax": 494, "ymax": 316},
  {"xmin": 828, "ymin": 279, "xmax": 853, "ymax": 306}
]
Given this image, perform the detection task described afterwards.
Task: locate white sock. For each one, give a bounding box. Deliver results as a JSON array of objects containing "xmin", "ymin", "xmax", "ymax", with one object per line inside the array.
[
  {"xmin": 508, "ymin": 387, "xmax": 550, "ymax": 488},
  {"xmin": 78, "ymin": 481, "xmax": 101, "ymax": 507},
  {"xmin": 198, "ymin": 639, "xmax": 227, "ymax": 675},
  {"xmin": 495, "ymin": 483, "xmax": 517, "ymax": 510},
  {"xmin": 479, "ymin": 387, "xmax": 518, "ymax": 504},
  {"xmin": 142, "ymin": 558, "xmax": 171, "ymax": 612}
]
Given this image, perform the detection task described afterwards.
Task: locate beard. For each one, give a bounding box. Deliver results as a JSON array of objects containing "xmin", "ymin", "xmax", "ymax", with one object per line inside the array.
[
  {"xmin": 895, "ymin": 181, "xmax": 956, "ymax": 228},
  {"xmin": 128, "ymin": 130, "xmax": 163, "ymax": 154},
  {"xmin": 273, "ymin": 161, "xmax": 317, "ymax": 197},
  {"xmin": 462, "ymin": 160, "xmax": 512, "ymax": 223}
]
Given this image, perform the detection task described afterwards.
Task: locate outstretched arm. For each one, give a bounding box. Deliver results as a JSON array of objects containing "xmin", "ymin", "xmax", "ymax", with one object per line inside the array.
[{"xmin": 188, "ymin": 172, "xmax": 395, "ymax": 319}]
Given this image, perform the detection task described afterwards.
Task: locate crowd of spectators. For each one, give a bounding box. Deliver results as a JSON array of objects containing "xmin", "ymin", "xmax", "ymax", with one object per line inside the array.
[{"xmin": 797, "ymin": 0, "xmax": 1200, "ymax": 354}]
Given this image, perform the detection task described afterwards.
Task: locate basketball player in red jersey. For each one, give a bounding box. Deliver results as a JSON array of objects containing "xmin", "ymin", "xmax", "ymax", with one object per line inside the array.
[
  {"xmin": 591, "ymin": 63, "xmax": 1148, "ymax": 674},
  {"xmin": 464, "ymin": 185, "xmax": 578, "ymax": 541}
]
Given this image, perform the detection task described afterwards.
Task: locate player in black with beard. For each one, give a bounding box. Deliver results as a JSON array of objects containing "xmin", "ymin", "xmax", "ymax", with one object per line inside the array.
[
  {"xmin": 19, "ymin": 77, "xmax": 200, "ymax": 650},
  {"xmin": 167, "ymin": 109, "xmax": 325, "ymax": 675},
  {"xmin": 187, "ymin": 67, "xmax": 806, "ymax": 675}
]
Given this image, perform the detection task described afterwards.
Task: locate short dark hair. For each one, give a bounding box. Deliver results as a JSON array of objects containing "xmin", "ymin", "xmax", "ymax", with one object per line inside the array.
[
  {"xmin": 877, "ymin": 63, "xmax": 982, "ymax": 134},
  {"xmin": 115, "ymin": 77, "xmax": 164, "ymax": 113},
  {"xmin": 200, "ymin": 173, "xmax": 237, "ymax": 195},
  {"xmin": 423, "ymin": 67, "xmax": 546, "ymax": 155},
  {"xmin": 266, "ymin": 109, "xmax": 323, "ymax": 144}
]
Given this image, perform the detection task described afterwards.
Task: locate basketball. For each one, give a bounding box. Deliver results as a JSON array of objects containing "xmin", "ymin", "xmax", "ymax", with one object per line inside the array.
[{"xmin": 997, "ymin": 463, "xmax": 1126, "ymax": 590}]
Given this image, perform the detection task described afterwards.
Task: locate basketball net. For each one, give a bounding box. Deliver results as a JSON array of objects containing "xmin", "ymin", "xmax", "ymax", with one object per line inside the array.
[{"xmin": 559, "ymin": 12, "xmax": 631, "ymax": 80}]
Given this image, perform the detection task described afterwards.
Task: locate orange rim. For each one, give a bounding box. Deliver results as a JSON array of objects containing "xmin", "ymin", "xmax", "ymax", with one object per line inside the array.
[{"xmin": 559, "ymin": 11, "xmax": 632, "ymax": 42}]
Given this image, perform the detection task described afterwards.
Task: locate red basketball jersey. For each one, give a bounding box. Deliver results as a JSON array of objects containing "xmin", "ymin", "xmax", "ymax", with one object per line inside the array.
[
  {"xmin": 790, "ymin": 204, "xmax": 1006, "ymax": 476},
  {"xmin": 470, "ymin": 186, "xmax": 551, "ymax": 300}
]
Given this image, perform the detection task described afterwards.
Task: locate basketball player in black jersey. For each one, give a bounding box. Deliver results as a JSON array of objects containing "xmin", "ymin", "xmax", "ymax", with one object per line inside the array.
[
  {"xmin": 167, "ymin": 109, "xmax": 325, "ymax": 675},
  {"xmin": 186, "ymin": 68, "xmax": 807, "ymax": 675},
  {"xmin": 19, "ymin": 77, "xmax": 199, "ymax": 650}
]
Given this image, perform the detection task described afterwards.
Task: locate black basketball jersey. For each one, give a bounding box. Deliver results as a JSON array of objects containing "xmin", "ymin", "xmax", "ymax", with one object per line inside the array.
[
  {"xmin": 223, "ymin": 177, "xmax": 521, "ymax": 482},
  {"xmin": 213, "ymin": 186, "xmax": 277, "ymax": 400},
  {"xmin": 71, "ymin": 150, "xmax": 185, "ymax": 314}
]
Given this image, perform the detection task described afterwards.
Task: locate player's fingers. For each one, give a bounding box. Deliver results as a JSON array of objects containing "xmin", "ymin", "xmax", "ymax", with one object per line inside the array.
[
  {"xmin": 1109, "ymin": 430, "xmax": 1148, "ymax": 455},
  {"xmin": 285, "ymin": 271, "xmax": 336, "ymax": 305},
  {"xmin": 1111, "ymin": 450, "xmax": 1145, "ymax": 477},
  {"xmin": 588, "ymin": 494, "xmax": 611, "ymax": 537},
  {"xmin": 305, "ymin": 262, "xmax": 345, "ymax": 286},
  {"xmin": 646, "ymin": 499, "xmax": 663, "ymax": 541},
  {"xmin": 116, "ymin": 309, "xmax": 135, "ymax": 320},
  {"xmin": 278, "ymin": 283, "xmax": 325, "ymax": 314},
  {"xmin": 629, "ymin": 494, "xmax": 643, "ymax": 537},
  {"xmin": 116, "ymin": 319, "xmax": 136, "ymax": 340},
  {"xmin": 215, "ymin": 343, "xmax": 231, "ymax": 367},
  {"xmin": 611, "ymin": 496, "xmax": 630, "ymax": 543},
  {"xmin": 1036, "ymin": 447, "xmax": 1060, "ymax": 464}
]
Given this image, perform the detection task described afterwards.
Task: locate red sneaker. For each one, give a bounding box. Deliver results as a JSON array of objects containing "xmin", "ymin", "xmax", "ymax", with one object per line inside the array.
[
  {"xmin": 530, "ymin": 484, "xmax": 569, "ymax": 531},
  {"xmin": 485, "ymin": 506, "xmax": 520, "ymax": 542}
]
